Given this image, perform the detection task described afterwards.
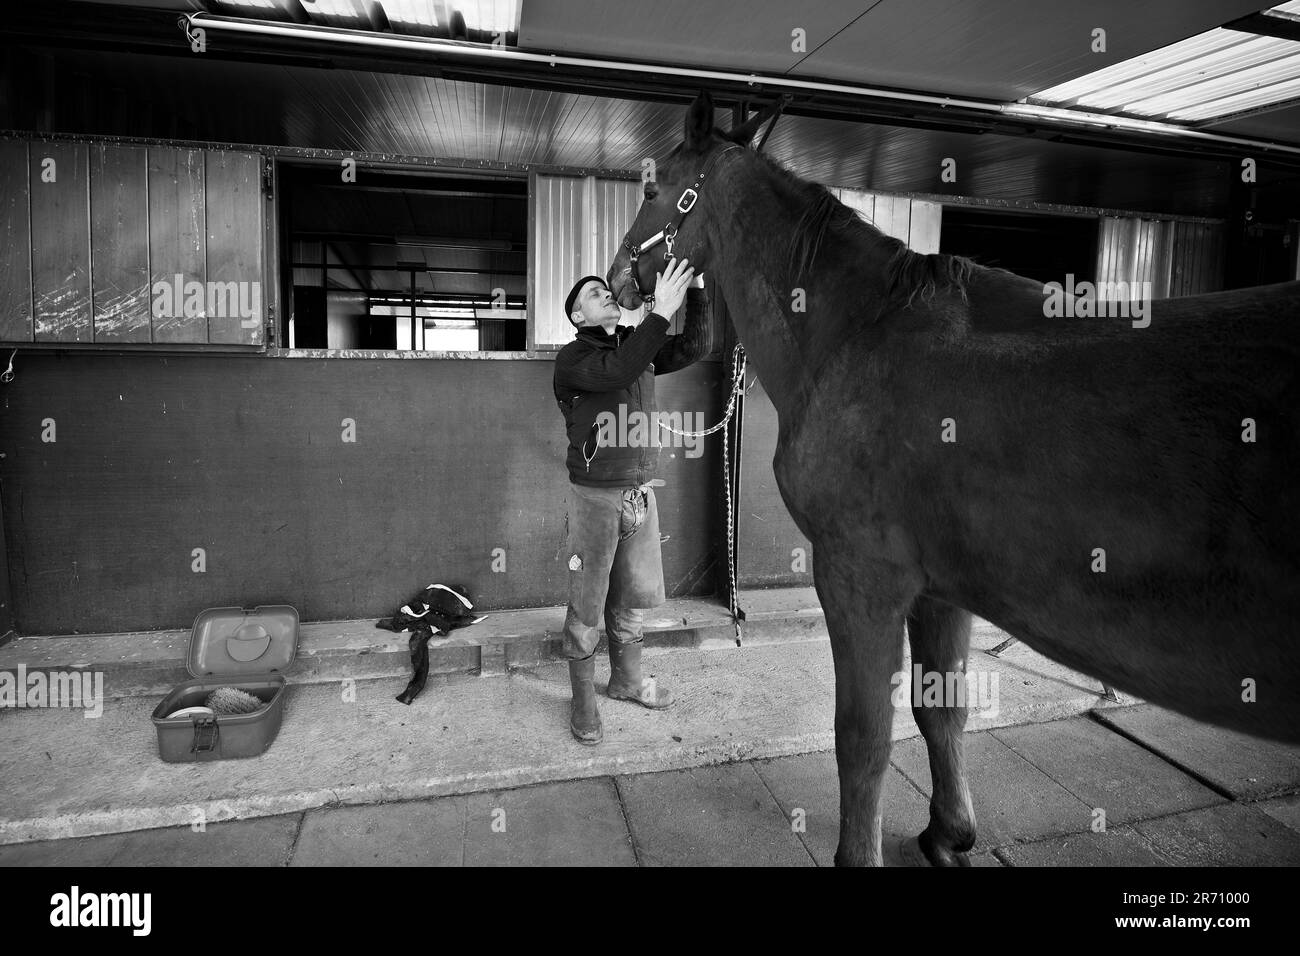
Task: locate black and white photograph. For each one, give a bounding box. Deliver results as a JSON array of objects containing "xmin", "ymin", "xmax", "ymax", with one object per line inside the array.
[{"xmin": 0, "ymin": 0, "xmax": 1297, "ymax": 911}]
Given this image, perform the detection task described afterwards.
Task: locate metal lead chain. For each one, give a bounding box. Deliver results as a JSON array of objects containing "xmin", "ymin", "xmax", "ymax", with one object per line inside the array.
[
  {"xmin": 658, "ymin": 345, "xmax": 748, "ymax": 438},
  {"xmin": 723, "ymin": 346, "xmax": 745, "ymax": 646}
]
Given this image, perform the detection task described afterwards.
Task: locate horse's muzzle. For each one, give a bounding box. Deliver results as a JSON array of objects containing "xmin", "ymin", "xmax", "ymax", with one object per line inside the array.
[{"xmin": 607, "ymin": 265, "xmax": 644, "ymax": 311}]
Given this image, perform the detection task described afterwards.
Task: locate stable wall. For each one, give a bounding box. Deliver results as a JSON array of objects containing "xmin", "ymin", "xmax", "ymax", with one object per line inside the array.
[{"xmin": 1, "ymin": 353, "xmax": 723, "ymax": 635}]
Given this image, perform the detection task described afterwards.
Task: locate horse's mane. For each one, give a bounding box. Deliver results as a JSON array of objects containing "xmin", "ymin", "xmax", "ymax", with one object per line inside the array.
[{"xmin": 760, "ymin": 152, "xmax": 976, "ymax": 309}]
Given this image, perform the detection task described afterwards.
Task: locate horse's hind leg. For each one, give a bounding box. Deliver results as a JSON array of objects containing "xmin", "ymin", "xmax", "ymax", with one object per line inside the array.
[
  {"xmin": 814, "ymin": 547, "xmax": 913, "ymax": 867},
  {"xmin": 906, "ymin": 595, "xmax": 977, "ymax": 866}
]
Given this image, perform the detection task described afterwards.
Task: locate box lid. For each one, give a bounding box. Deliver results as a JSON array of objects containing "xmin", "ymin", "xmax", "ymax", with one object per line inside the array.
[{"xmin": 188, "ymin": 605, "xmax": 299, "ymax": 679}]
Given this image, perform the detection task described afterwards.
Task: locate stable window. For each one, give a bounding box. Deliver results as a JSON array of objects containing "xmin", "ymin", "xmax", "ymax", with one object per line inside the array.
[{"xmin": 280, "ymin": 165, "xmax": 527, "ymax": 353}]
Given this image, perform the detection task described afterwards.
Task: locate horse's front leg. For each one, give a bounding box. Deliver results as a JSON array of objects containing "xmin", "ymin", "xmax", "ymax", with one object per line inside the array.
[
  {"xmin": 814, "ymin": 547, "xmax": 914, "ymax": 867},
  {"xmin": 906, "ymin": 595, "xmax": 977, "ymax": 866}
]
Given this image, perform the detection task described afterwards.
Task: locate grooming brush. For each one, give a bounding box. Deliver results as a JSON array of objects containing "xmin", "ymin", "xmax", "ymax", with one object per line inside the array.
[{"xmin": 205, "ymin": 686, "xmax": 264, "ymax": 715}]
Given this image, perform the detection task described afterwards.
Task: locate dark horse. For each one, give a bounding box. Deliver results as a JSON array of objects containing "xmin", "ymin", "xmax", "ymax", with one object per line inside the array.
[{"xmin": 608, "ymin": 92, "xmax": 1300, "ymax": 867}]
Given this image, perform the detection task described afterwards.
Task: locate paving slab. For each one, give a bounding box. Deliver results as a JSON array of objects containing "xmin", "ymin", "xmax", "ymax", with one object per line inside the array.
[
  {"xmin": 1132, "ymin": 803, "xmax": 1300, "ymax": 866},
  {"xmin": 290, "ymin": 798, "xmax": 465, "ymax": 867},
  {"xmin": 105, "ymin": 814, "xmax": 300, "ymax": 867},
  {"xmin": 994, "ymin": 825, "xmax": 1169, "ymax": 867},
  {"xmin": 990, "ymin": 717, "xmax": 1225, "ymax": 825},
  {"xmin": 891, "ymin": 731, "xmax": 1095, "ymax": 851},
  {"xmin": 751, "ymin": 751, "xmax": 932, "ymax": 866},
  {"xmin": 0, "ymin": 831, "xmax": 125, "ymax": 867},
  {"xmin": 1094, "ymin": 705, "xmax": 1300, "ymax": 799},
  {"xmin": 0, "ymin": 815, "xmax": 300, "ymax": 866},
  {"xmin": 464, "ymin": 779, "xmax": 635, "ymax": 867},
  {"xmin": 1255, "ymin": 793, "xmax": 1300, "ymax": 834},
  {"xmin": 617, "ymin": 763, "xmax": 813, "ymax": 866}
]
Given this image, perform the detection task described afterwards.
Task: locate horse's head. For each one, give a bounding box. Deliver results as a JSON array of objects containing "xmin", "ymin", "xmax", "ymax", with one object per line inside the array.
[{"xmin": 608, "ymin": 91, "xmax": 779, "ymax": 309}]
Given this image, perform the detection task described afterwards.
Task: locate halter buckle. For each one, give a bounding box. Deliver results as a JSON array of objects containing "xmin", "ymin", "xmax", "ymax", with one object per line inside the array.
[{"xmin": 676, "ymin": 188, "xmax": 698, "ymax": 213}]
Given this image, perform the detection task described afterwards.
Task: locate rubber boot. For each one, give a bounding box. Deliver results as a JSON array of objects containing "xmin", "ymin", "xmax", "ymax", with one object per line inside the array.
[
  {"xmin": 568, "ymin": 654, "xmax": 603, "ymax": 745},
  {"xmin": 607, "ymin": 639, "xmax": 674, "ymax": 709}
]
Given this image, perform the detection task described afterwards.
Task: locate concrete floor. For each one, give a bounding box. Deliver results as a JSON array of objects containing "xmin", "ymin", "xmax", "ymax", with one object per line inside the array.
[
  {"xmin": 3, "ymin": 612, "xmax": 1298, "ymax": 864},
  {"xmin": 4, "ymin": 707, "xmax": 1298, "ymax": 866}
]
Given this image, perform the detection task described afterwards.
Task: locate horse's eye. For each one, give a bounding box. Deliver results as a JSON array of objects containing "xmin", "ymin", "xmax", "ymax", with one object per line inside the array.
[{"xmin": 644, "ymin": 185, "xmax": 658, "ymax": 201}]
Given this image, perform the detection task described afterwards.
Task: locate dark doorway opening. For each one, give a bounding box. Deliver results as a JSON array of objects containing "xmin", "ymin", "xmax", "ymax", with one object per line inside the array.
[{"xmin": 939, "ymin": 208, "xmax": 1099, "ymax": 284}]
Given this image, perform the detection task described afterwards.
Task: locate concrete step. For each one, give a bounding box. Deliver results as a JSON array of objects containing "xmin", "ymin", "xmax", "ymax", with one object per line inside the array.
[{"xmin": 0, "ymin": 588, "xmax": 828, "ymax": 698}]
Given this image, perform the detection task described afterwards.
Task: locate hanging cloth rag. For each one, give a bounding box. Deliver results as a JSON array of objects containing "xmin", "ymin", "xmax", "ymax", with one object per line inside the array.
[{"xmin": 376, "ymin": 583, "xmax": 486, "ymax": 704}]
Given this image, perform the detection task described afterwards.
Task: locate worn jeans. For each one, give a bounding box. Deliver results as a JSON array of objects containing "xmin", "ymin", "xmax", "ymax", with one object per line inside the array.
[{"xmin": 560, "ymin": 481, "xmax": 666, "ymax": 659}]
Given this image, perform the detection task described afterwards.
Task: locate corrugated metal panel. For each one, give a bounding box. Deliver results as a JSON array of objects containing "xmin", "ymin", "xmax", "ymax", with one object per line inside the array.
[
  {"xmin": 1097, "ymin": 218, "xmax": 1160, "ymax": 297},
  {"xmin": 1096, "ymin": 217, "xmax": 1224, "ymax": 298},
  {"xmin": 594, "ymin": 178, "xmax": 639, "ymax": 272},
  {"xmin": 531, "ymin": 174, "xmax": 640, "ymax": 347},
  {"xmin": 479, "ymin": 319, "xmax": 506, "ymax": 351},
  {"xmin": 531, "ymin": 173, "xmax": 584, "ymax": 347},
  {"xmin": 1169, "ymin": 220, "xmax": 1226, "ymax": 296},
  {"xmin": 593, "ymin": 177, "xmax": 653, "ymax": 328}
]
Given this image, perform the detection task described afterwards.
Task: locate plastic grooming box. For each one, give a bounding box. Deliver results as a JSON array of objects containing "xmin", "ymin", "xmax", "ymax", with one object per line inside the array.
[{"xmin": 151, "ymin": 605, "xmax": 299, "ymax": 762}]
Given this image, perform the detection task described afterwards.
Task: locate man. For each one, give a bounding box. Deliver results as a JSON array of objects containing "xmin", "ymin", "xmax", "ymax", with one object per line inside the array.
[{"xmin": 553, "ymin": 256, "xmax": 710, "ymax": 744}]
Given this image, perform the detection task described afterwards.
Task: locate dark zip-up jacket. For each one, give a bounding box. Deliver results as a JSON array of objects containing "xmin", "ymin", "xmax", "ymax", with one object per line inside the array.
[{"xmin": 553, "ymin": 288, "xmax": 711, "ymax": 487}]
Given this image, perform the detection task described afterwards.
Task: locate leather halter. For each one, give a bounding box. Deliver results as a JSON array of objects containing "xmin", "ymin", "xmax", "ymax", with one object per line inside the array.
[{"xmin": 621, "ymin": 143, "xmax": 742, "ymax": 307}]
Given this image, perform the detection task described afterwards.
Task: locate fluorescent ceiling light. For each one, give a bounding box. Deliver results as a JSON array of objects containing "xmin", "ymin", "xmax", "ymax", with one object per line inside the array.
[
  {"xmin": 299, "ymin": 0, "xmax": 361, "ymax": 18},
  {"xmin": 1130, "ymin": 49, "xmax": 1300, "ymax": 114},
  {"xmin": 380, "ymin": 1, "xmax": 437, "ymax": 29},
  {"xmin": 379, "ymin": 1, "xmax": 519, "ymax": 33},
  {"xmin": 452, "ymin": 1, "xmax": 520, "ymax": 34},
  {"xmin": 1029, "ymin": 7, "xmax": 1300, "ymax": 123},
  {"xmin": 1165, "ymin": 75, "xmax": 1300, "ymax": 120},
  {"xmin": 225, "ymin": 1, "xmax": 517, "ymax": 33}
]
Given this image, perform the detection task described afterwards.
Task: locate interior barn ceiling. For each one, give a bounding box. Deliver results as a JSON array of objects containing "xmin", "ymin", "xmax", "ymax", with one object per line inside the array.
[
  {"xmin": 39, "ymin": 0, "xmax": 1300, "ymax": 144},
  {"xmin": 2, "ymin": 1, "xmax": 1297, "ymax": 217},
  {"xmin": 0, "ymin": 45, "xmax": 1257, "ymax": 217}
]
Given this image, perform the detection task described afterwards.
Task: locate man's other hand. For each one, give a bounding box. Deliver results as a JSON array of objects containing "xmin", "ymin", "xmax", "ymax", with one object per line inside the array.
[{"xmin": 653, "ymin": 257, "xmax": 695, "ymax": 317}]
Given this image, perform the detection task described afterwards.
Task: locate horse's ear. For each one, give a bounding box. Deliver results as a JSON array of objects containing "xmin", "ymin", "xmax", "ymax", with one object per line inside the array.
[
  {"xmin": 726, "ymin": 103, "xmax": 779, "ymax": 147},
  {"xmin": 684, "ymin": 91, "xmax": 714, "ymax": 152}
]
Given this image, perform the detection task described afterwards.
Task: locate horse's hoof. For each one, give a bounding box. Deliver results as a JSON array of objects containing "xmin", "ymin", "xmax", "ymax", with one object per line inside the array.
[
  {"xmin": 895, "ymin": 835, "xmax": 932, "ymax": 867},
  {"xmin": 918, "ymin": 829, "xmax": 973, "ymax": 867}
]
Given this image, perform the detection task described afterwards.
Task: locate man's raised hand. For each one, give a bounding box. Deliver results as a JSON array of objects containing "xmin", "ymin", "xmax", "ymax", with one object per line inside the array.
[{"xmin": 653, "ymin": 257, "xmax": 695, "ymax": 317}]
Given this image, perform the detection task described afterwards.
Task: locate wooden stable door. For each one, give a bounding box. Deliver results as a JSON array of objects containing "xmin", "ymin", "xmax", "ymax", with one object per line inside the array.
[{"xmin": 0, "ymin": 141, "xmax": 267, "ymax": 347}]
